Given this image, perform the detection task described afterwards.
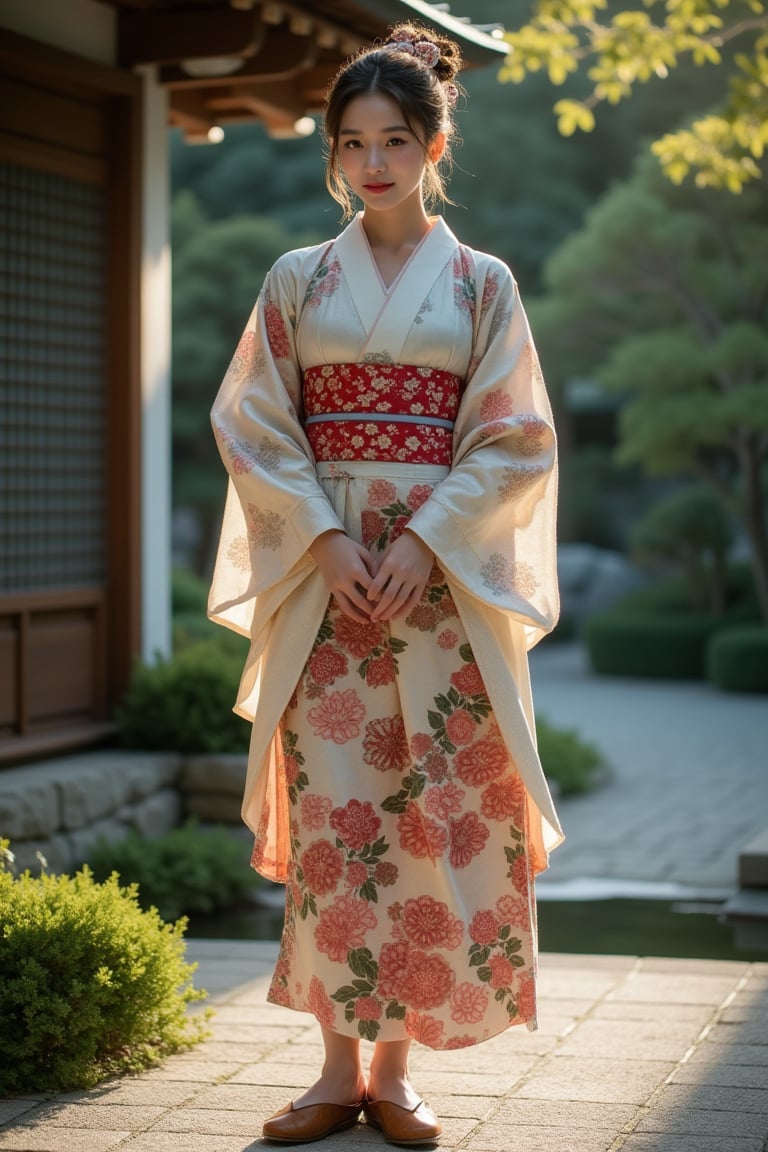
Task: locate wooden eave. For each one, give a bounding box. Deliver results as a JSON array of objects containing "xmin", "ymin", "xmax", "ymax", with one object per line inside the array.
[{"xmin": 97, "ymin": 0, "xmax": 507, "ymax": 138}]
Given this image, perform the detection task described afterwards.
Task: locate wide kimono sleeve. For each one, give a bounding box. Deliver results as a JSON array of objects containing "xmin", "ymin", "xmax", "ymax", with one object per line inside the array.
[
  {"xmin": 406, "ymin": 256, "xmax": 558, "ymax": 650},
  {"xmin": 208, "ymin": 249, "xmax": 344, "ymax": 637}
]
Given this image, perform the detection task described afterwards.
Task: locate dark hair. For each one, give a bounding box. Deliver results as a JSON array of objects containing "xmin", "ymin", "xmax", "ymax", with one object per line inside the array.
[{"xmin": 323, "ymin": 23, "xmax": 464, "ymax": 218}]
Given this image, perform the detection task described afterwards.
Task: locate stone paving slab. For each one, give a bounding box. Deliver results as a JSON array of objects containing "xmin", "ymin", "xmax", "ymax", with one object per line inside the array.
[
  {"xmin": 529, "ymin": 643, "xmax": 768, "ymax": 891},
  {"xmin": 1, "ymin": 943, "xmax": 766, "ymax": 1152}
]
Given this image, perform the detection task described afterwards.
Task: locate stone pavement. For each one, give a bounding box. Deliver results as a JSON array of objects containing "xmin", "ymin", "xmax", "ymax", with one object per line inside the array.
[
  {"xmin": 529, "ymin": 643, "xmax": 768, "ymax": 894},
  {"xmin": 1, "ymin": 940, "xmax": 767, "ymax": 1152},
  {"xmin": 2, "ymin": 643, "xmax": 768, "ymax": 1150}
]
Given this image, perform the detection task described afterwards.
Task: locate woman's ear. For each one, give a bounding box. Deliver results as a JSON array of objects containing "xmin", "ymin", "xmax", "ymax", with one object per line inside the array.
[{"xmin": 429, "ymin": 132, "xmax": 447, "ymax": 164}]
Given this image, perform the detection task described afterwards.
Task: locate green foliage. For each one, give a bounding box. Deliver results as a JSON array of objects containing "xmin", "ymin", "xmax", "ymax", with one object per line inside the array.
[
  {"xmin": 116, "ymin": 639, "xmax": 249, "ymax": 754},
  {"xmin": 618, "ymin": 563, "xmax": 760, "ymax": 618},
  {"xmin": 171, "ymin": 567, "xmax": 228, "ymax": 648},
  {"xmin": 558, "ymin": 444, "xmax": 646, "ymax": 547},
  {"xmin": 171, "ymin": 202, "xmax": 319, "ymax": 570},
  {"xmin": 0, "ymin": 865, "xmax": 208, "ymax": 1095},
  {"xmin": 536, "ymin": 716, "xmax": 608, "ymax": 794},
  {"xmin": 88, "ymin": 821, "xmax": 258, "ymax": 922},
  {"xmin": 172, "ymin": 565, "xmax": 210, "ymax": 614},
  {"xmin": 585, "ymin": 609, "xmax": 722, "ymax": 678},
  {"xmin": 707, "ymin": 624, "xmax": 768, "ymax": 693},
  {"xmin": 630, "ymin": 485, "xmax": 733, "ymax": 612},
  {"xmin": 531, "ymin": 151, "xmax": 768, "ymax": 620},
  {"xmin": 500, "ymin": 0, "xmax": 768, "ymax": 190}
]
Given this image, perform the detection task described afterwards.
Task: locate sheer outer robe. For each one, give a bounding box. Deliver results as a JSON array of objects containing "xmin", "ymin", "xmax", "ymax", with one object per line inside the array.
[{"xmin": 209, "ymin": 216, "xmax": 564, "ymax": 880}]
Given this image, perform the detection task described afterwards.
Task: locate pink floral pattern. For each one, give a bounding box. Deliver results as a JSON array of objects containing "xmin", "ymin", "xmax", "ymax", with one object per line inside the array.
[
  {"xmin": 265, "ymin": 439, "xmax": 537, "ymax": 1048},
  {"xmin": 303, "ymin": 256, "xmax": 341, "ymax": 308}
]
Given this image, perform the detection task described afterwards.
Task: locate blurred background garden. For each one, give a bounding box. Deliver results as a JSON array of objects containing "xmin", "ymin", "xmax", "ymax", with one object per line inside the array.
[
  {"xmin": 3, "ymin": 0, "xmax": 767, "ymax": 1099},
  {"xmin": 162, "ymin": 0, "xmax": 767, "ymax": 697}
]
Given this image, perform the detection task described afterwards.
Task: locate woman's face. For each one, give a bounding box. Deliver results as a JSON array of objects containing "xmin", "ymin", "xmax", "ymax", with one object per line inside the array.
[{"xmin": 336, "ymin": 91, "xmax": 442, "ymax": 215}]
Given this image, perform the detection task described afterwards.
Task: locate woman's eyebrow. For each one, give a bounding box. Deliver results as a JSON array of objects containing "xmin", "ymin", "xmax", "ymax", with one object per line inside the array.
[{"xmin": 339, "ymin": 125, "xmax": 412, "ymax": 135}]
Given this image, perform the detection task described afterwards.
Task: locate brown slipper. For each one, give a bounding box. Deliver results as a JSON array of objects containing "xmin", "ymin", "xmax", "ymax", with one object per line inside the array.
[
  {"xmin": 364, "ymin": 1098, "xmax": 441, "ymax": 1146},
  {"xmin": 262, "ymin": 1099, "xmax": 364, "ymax": 1143}
]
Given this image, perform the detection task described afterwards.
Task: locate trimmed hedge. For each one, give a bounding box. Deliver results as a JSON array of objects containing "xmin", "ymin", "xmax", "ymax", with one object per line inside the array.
[
  {"xmin": 536, "ymin": 716, "xmax": 608, "ymax": 795},
  {"xmin": 585, "ymin": 611, "xmax": 719, "ymax": 679},
  {"xmin": 89, "ymin": 821, "xmax": 259, "ymax": 922},
  {"xmin": 707, "ymin": 626, "xmax": 768, "ymax": 694},
  {"xmin": 116, "ymin": 639, "xmax": 250, "ymax": 754}
]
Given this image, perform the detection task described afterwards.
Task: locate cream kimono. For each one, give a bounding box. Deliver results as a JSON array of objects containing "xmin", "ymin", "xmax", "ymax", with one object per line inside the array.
[{"xmin": 209, "ymin": 214, "xmax": 563, "ymax": 1047}]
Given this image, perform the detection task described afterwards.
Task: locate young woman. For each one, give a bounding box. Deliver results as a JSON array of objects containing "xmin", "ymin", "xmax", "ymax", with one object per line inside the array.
[{"xmin": 209, "ymin": 22, "xmax": 563, "ymax": 1146}]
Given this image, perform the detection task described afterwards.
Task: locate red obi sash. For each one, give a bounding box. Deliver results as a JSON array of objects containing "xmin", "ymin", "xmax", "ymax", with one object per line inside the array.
[{"xmin": 303, "ymin": 363, "xmax": 461, "ymax": 465}]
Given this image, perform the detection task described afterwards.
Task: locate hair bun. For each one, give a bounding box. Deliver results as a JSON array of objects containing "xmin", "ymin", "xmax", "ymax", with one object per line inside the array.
[{"xmin": 386, "ymin": 22, "xmax": 463, "ymax": 84}]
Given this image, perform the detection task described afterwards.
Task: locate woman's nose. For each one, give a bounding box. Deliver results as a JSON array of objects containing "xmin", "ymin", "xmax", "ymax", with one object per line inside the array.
[{"xmin": 364, "ymin": 148, "xmax": 385, "ymax": 173}]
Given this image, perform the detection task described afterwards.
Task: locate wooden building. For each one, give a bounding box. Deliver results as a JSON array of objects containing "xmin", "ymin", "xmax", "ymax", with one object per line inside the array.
[{"xmin": 0, "ymin": 0, "xmax": 505, "ymax": 766}]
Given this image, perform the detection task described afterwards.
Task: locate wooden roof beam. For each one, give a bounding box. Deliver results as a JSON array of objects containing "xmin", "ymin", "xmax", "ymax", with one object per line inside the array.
[
  {"xmin": 117, "ymin": 6, "xmax": 266, "ymax": 68},
  {"xmin": 158, "ymin": 23, "xmax": 317, "ymax": 87}
]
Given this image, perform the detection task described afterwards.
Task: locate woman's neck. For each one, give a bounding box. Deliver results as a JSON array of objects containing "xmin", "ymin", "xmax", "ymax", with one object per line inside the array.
[{"xmin": 360, "ymin": 201, "xmax": 433, "ymax": 253}]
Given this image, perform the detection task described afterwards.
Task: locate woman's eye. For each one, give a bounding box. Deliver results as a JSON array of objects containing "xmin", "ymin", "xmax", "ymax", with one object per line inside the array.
[
  {"xmin": 343, "ymin": 140, "xmax": 361, "ymax": 149},
  {"xmin": 387, "ymin": 137, "xmax": 406, "ymax": 146}
]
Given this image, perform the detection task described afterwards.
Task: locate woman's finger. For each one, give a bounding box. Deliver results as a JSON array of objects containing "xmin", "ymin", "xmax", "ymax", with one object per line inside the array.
[{"xmin": 335, "ymin": 589, "xmax": 373, "ymax": 622}]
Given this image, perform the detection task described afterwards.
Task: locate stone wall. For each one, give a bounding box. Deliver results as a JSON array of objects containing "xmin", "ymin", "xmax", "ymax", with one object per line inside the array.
[
  {"xmin": 0, "ymin": 750, "xmax": 183, "ymax": 874},
  {"xmin": 182, "ymin": 754, "xmax": 248, "ymax": 825}
]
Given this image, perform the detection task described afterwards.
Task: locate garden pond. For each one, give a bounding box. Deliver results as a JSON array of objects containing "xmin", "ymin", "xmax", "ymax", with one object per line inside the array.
[{"xmin": 187, "ymin": 890, "xmax": 768, "ymax": 963}]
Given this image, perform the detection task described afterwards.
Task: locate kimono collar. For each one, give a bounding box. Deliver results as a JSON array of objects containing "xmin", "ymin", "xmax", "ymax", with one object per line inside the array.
[{"xmin": 334, "ymin": 214, "xmax": 460, "ymax": 360}]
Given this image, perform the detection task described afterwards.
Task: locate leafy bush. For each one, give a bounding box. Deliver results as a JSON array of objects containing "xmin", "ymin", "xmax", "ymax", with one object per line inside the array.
[
  {"xmin": 0, "ymin": 849, "xmax": 208, "ymax": 1095},
  {"xmin": 171, "ymin": 567, "xmax": 231, "ymax": 648},
  {"xmin": 172, "ymin": 566, "xmax": 209, "ymax": 614},
  {"xmin": 117, "ymin": 639, "xmax": 250, "ymax": 754},
  {"xmin": 585, "ymin": 611, "xmax": 719, "ymax": 679},
  {"xmin": 536, "ymin": 716, "xmax": 608, "ymax": 796},
  {"xmin": 707, "ymin": 626, "xmax": 768, "ymax": 694},
  {"xmin": 617, "ymin": 564, "xmax": 760, "ymax": 619},
  {"xmin": 89, "ymin": 821, "xmax": 259, "ymax": 922},
  {"xmin": 630, "ymin": 485, "xmax": 732, "ymax": 613}
]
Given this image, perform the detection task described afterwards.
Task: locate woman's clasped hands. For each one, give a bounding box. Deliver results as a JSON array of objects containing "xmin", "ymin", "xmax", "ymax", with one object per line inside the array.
[{"xmin": 308, "ymin": 528, "xmax": 434, "ymax": 623}]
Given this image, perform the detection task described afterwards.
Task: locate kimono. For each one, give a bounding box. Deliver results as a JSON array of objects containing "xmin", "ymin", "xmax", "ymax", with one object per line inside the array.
[{"xmin": 209, "ymin": 213, "xmax": 563, "ymax": 1049}]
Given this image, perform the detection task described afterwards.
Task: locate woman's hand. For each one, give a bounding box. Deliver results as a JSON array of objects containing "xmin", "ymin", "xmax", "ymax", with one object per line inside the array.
[
  {"xmin": 367, "ymin": 530, "xmax": 434, "ymax": 622},
  {"xmin": 309, "ymin": 530, "xmax": 377, "ymax": 622}
]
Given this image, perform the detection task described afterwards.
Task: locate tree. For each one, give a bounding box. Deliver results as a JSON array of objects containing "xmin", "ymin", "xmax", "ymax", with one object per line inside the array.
[
  {"xmin": 529, "ymin": 152, "xmax": 768, "ymax": 617},
  {"xmin": 172, "ymin": 197, "xmax": 319, "ymax": 572},
  {"xmin": 500, "ymin": 0, "xmax": 768, "ymax": 191},
  {"xmin": 630, "ymin": 485, "xmax": 733, "ymax": 613}
]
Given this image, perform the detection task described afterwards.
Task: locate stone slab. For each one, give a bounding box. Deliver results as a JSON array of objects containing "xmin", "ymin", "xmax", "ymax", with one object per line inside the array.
[
  {"xmin": 0, "ymin": 1132, "xmax": 129, "ymax": 1152},
  {"xmin": 125, "ymin": 789, "xmax": 182, "ymax": 838},
  {"xmin": 636, "ymin": 1100, "xmax": 768, "ymax": 1138},
  {"xmin": 553, "ymin": 1018, "xmax": 701, "ymax": 1061},
  {"xmin": 515, "ymin": 1056, "xmax": 675, "ymax": 1105},
  {"xmin": 739, "ymin": 829, "xmax": 768, "ymax": 888},
  {"xmin": 11, "ymin": 1103, "xmax": 167, "ymax": 1130},
  {"xmin": 0, "ymin": 771, "xmax": 60, "ymax": 839},
  {"xmin": 182, "ymin": 756, "xmax": 247, "ymax": 798},
  {"xmin": 464, "ymin": 1127, "xmax": 621, "ymax": 1152},
  {"xmin": 622, "ymin": 1137, "xmax": 765, "ymax": 1152}
]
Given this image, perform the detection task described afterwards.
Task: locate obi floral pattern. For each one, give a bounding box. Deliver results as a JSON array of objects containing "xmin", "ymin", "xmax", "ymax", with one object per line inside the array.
[{"xmin": 303, "ymin": 363, "xmax": 461, "ymax": 465}]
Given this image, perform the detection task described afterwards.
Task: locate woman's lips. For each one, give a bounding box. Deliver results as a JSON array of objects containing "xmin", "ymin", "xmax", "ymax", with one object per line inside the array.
[{"xmin": 363, "ymin": 183, "xmax": 394, "ymax": 193}]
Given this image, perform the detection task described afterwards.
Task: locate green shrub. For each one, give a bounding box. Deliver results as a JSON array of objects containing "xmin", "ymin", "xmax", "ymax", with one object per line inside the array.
[
  {"xmin": 0, "ymin": 852, "xmax": 208, "ymax": 1095},
  {"xmin": 536, "ymin": 716, "xmax": 608, "ymax": 796},
  {"xmin": 117, "ymin": 639, "xmax": 250, "ymax": 754},
  {"xmin": 172, "ymin": 566, "xmax": 209, "ymax": 614},
  {"xmin": 707, "ymin": 626, "xmax": 768, "ymax": 694},
  {"xmin": 585, "ymin": 611, "xmax": 719, "ymax": 679},
  {"xmin": 89, "ymin": 821, "xmax": 259, "ymax": 922},
  {"xmin": 617, "ymin": 564, "xmax": 760, "ymax": 620},
  {"xmin": 630, "ymin": 485, "xmax": 732, "ymax": 613}
]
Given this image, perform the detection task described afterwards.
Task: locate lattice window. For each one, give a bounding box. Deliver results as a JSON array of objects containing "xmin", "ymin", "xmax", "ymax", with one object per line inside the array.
[{"xmin": 0, "ymin": 160, "xmax": 107, "ymax": 593}]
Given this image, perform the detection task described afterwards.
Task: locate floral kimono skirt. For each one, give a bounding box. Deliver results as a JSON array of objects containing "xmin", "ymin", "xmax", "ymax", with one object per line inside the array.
[{"xmin": 266, "ymin": 366, "xmax": 538, "ymax": 1049}]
